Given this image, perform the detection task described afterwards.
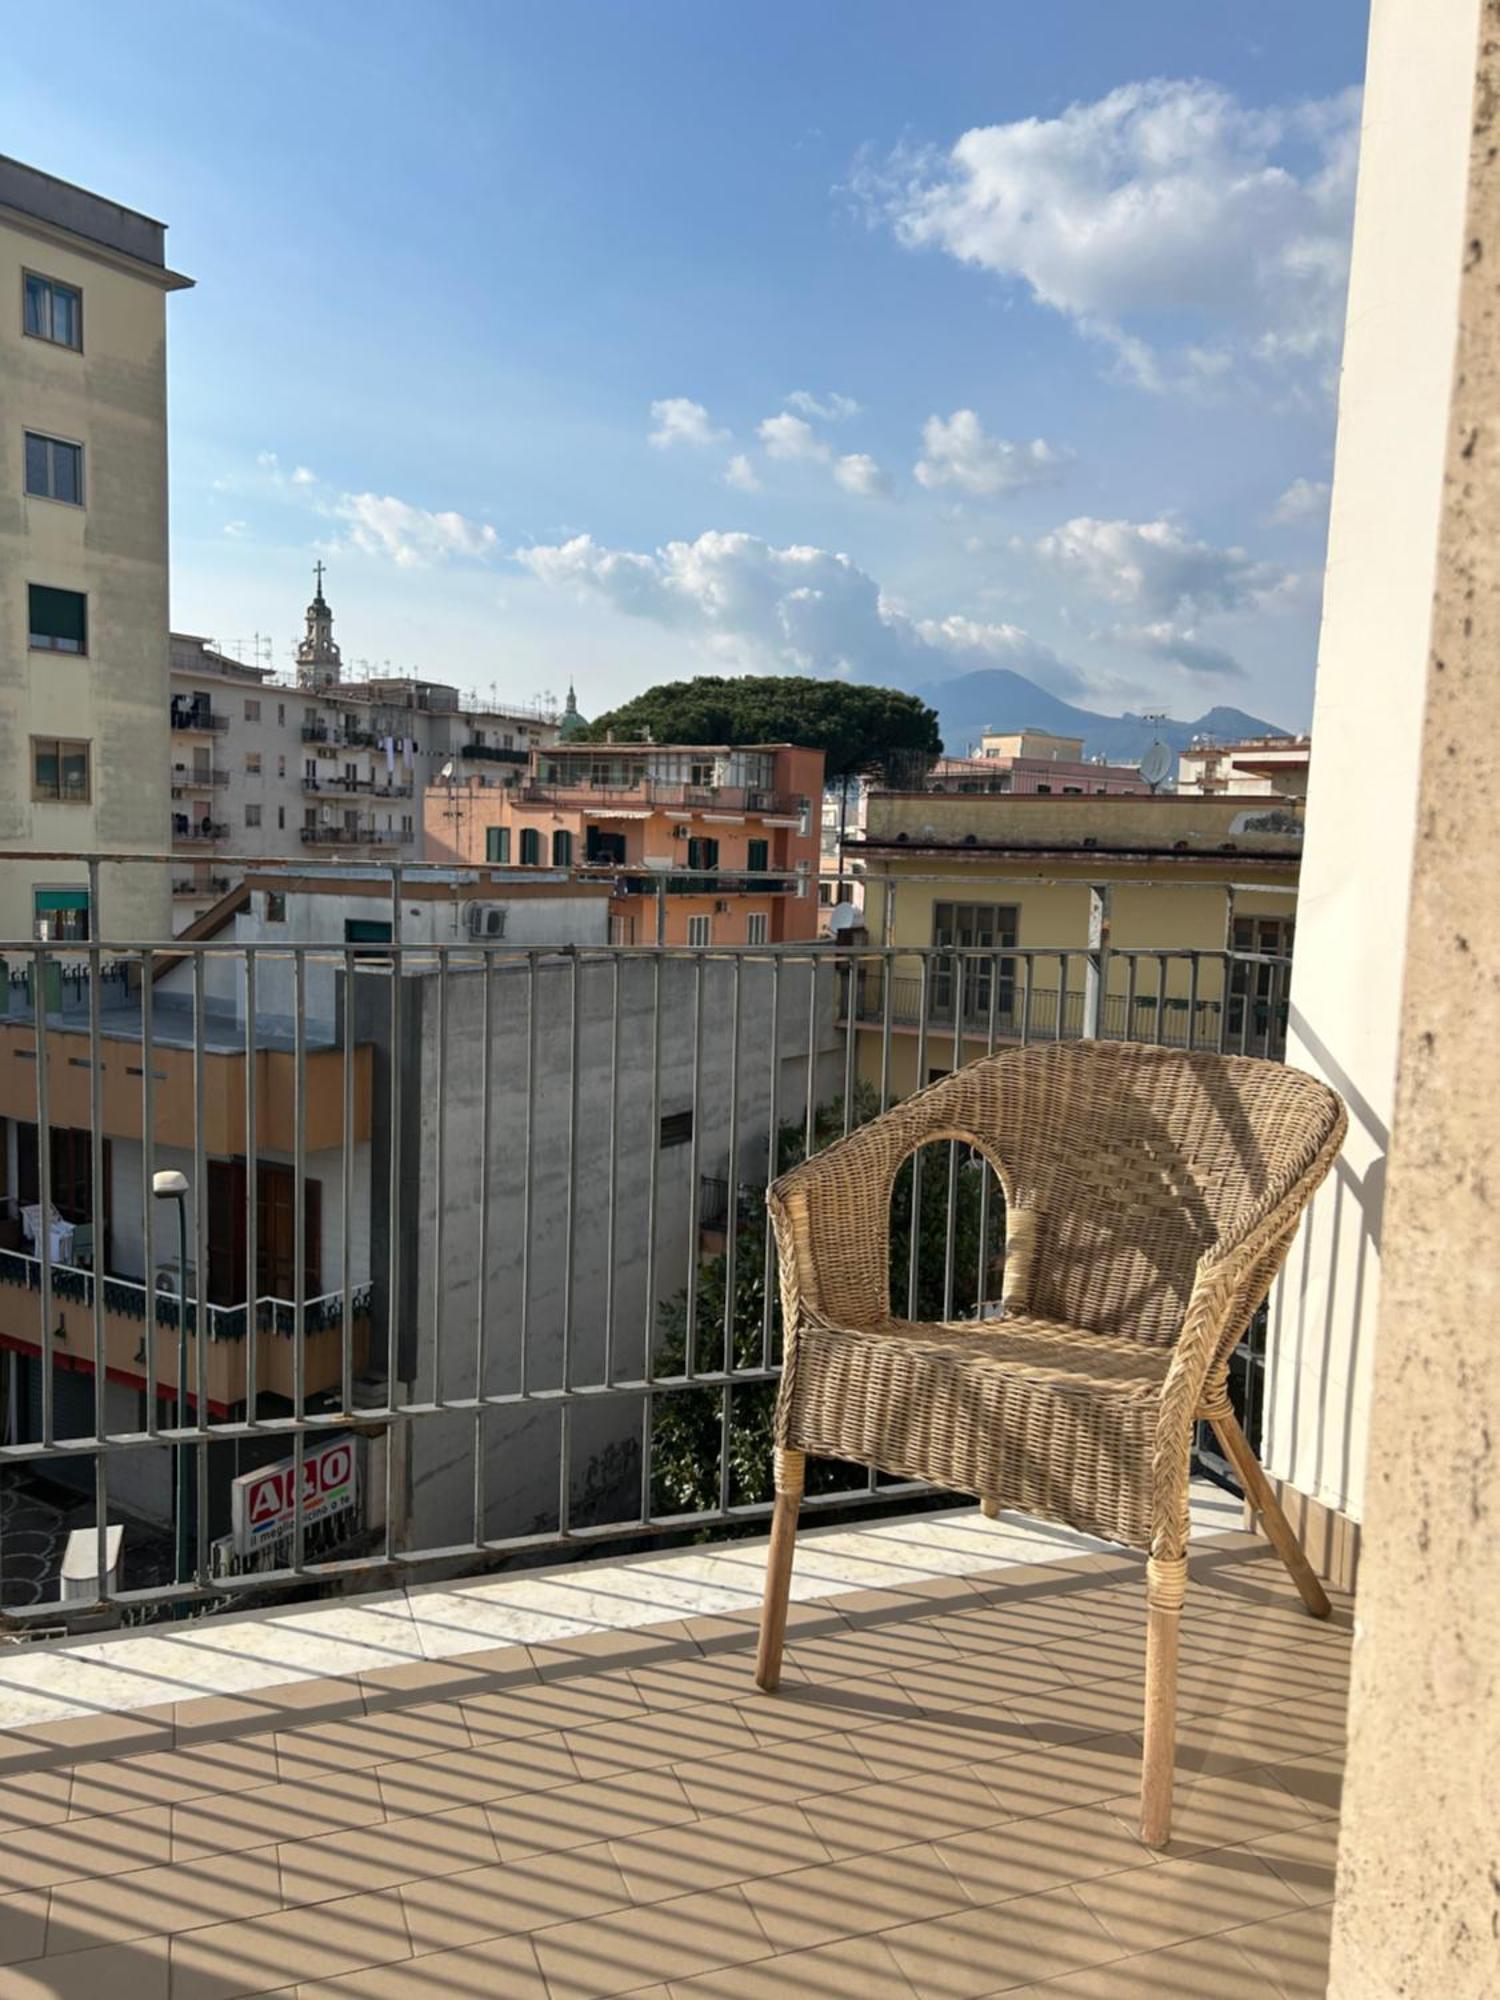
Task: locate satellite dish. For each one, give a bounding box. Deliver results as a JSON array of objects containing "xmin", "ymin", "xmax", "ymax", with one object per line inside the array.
[
  {"xmin": 828, "ymin": 902, "xmax": 860, "ymax": 935},
  {"xmin": 1139, "ymin": 741, "xmax": 1174, "ymax": 791}
]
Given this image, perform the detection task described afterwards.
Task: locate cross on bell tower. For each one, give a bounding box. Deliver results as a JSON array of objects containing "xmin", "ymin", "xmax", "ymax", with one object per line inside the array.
[{"xmin": 296, "ymin": 562, "xmax": 342, "ymax": 688}]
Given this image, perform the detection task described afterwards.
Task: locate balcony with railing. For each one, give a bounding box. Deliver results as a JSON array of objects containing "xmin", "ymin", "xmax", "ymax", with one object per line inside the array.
[
  {"xmin": 170, "ymin": 704, "xmax": 229, "ymax": 734},
  {"xmin": 171, "ymin": 819, "xmax": 228, "ymax": 844},
  {"xmin": 0, "ymin": 870, "xmax": 1345, "ymax": 1996},
  {"xmin": 520, "ymin": 778, "xmax": 803, "ymax": 817}
]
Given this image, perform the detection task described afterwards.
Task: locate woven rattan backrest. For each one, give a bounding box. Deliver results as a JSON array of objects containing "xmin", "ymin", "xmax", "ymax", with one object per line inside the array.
[{"xmin": 878, "ymin": 1044, "xmax": 1343, "ymax": 1344}]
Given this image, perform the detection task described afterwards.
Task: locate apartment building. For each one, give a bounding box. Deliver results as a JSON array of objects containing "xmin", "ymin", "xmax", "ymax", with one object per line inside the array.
[
  {"xmin": 1177, "ymin": 733, "xmax": 1311, "ymax": 797},
  {"xmin": 169, "ymin": 573, "xmax": 560, "ymax": 921},
  {"xmin": 0, "ymin": 155, "xmax": 192, "ymax": 945},
  {"xmin": 933, "ymin": 729, "xmax": 1150, "ymax": 797},
  {"xmin": 424, "ymin": 740, "xmax": 825, "ymax": 945},
  {"xmin": 845, "ymin": 788, "xmax": 1302, "ymax": 1098}
]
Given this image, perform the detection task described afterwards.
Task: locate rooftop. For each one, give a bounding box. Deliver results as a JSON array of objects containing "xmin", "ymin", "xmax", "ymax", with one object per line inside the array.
[
  {"xmin": 0, "ymin": 152, "xmax": 191, "ymax": 286},
  {"xmin": 0, "ymin": 1486, "xmax": 1346, "ymax": 1998}
]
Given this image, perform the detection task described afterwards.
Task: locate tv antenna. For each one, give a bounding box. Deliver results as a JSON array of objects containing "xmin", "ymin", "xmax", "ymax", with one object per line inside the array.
[{"xmin": 1139, "ymin": 714, "xmax": 1174, "ymax": 794}]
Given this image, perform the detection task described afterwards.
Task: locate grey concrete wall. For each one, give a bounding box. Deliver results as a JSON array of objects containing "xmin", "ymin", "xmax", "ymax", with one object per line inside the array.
[{"xmin": 383, "ymin": 952, "xmax": 844, "ymax": 1549}]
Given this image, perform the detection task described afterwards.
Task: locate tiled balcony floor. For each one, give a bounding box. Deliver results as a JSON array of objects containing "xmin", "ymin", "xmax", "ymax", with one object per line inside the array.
[{"xmin": 0, "ymin": 1503, "xmax": 1349, "ymax": 1998}]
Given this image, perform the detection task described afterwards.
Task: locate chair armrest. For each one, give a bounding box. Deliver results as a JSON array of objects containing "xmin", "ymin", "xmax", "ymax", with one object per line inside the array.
[{"xmin": 769, "ymin": 1083, "xmax": 1018, "ymax": 1331}]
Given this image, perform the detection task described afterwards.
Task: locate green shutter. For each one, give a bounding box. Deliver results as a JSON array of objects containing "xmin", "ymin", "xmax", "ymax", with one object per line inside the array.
[{"xmin": 28, "ymin": 584, "xmax": 87, "ymax": 648}]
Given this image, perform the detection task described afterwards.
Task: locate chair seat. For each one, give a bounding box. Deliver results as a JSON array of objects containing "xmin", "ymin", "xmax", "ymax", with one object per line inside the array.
[{"xmin": 785, "ymin": 1311, "xmax": 1173, "ymax": 1550}]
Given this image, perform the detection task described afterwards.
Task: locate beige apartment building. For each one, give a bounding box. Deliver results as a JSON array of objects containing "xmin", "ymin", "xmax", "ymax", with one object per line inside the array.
[
  {"xmin": 1177, "ymin": 732, "xmax": 1311, "ymax": 797},
  {"xmin": 0, "ymin": 156, "xmax": 192, "ymax": 944},
  {"xmin": 169, "ymin": 574, "xmax": 560, "ymax": 921}
]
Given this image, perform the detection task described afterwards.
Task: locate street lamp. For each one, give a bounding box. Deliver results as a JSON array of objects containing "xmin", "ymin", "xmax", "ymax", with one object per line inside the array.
[{"xmin": 152, "ymin": 1169, "xmax": 192, "ymax": 1591}]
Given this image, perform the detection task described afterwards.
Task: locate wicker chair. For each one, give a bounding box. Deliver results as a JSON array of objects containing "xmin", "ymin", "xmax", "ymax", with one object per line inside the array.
[{"xmin": 754, "ymin": 1041, "xmax": 1347, "ymax": 1847}]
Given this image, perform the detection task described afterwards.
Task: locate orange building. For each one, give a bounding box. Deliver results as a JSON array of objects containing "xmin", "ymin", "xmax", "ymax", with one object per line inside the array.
[{"xmin": 424, "ymin": 741, "xmax": 824, "ymax": 945}]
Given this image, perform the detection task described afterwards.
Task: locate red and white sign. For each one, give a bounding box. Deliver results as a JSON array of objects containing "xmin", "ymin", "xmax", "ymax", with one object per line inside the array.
[{"xmin": 231, "ymin": 1435, "xmax": 358, "ymax": 1554}]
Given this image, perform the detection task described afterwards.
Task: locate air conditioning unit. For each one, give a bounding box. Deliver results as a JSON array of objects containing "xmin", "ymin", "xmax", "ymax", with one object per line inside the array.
[
  {"xmin": 672, "ymin": 824, "xmax": 691, "ymax": 839},
  {"xmin": 466, "ymin": 904, "xmax": 507, "ymax": 939}
]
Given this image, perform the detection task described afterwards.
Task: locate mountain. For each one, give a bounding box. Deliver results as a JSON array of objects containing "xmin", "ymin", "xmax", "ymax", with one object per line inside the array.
[{"xmin": 915, "ymin": 669, "xmax": 1289, "ymax": 762}]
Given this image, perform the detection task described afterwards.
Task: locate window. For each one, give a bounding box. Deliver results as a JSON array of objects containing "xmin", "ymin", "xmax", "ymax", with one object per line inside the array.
[
  {"xmin": 687, "ymin": 914, "xmax": 712, "ymax": 947},
  {"xmin": 23, "ymin": 432, "xmax": 83, "ymax": 505},
  {"xmin": 1035, "ymin": 783, "xmax": 1052, "ymax": 795},
  {"xmin": 23, "ymin": 272, "xmax": 82, "ymax": 350},
  {"xmin": 686, "ymin": 836, "xmax": 719, "ymax": 871},
  {"xmin": 245, "ymin": 804, "xmax": 262, "ymax": 827},
  {"xmin": 931, "ymin": 901, "xmax": 1020, "ymax": 1020},
  {"xmin": 1062, "ymin": 785, "xmax": 1082, "ymax": 795},
  {"xmin": 486, "ymin": 826, "xmax": 510, "ymax": 863},
  {"xmin": 31, "ymin": 738, "xmax": 89, "ymax": 802},
  {"xmin": 747, "ymin": 838, "xmax": 768, "ymax": 872},
  {"xmin": 28, "ymin": 583, "xmax": 86, "ymax": 653},
  {"xmin": 277, "ymin": 806, "xmax": 285, "ymax": 829},
  {"xmin": 244, "ymin": 699, "xmax": 261, "ymax": 722},
  {"xmin": 33, "ymin": 887, "xmax": 89, "ymax": 941},
  {"xmin": 344, "ymin": 918, "xmax": 393, "ymax": 945},
  {"xmin": 277, "ymin": 754, "xmax": 286, "ymax": 778},
  {"xmin": 659, "ymin": 1110, "xmax": 694, "ymax": 1148},
  {"xmin": 277, "ymin": 703, "xmax": 285, "ymax": 726},
  {"xmin": 689, "ymin": 761, "xmax": 715, "ymax": 788},
  {"xmin": 747, "ymin": 912, "xmax": 768, "ymax": 945},
  {"xmin": 401, "ymin": 814, "xmax": 413, "ymax": 836},
  {"xmin": 519, "ymin": 827, "xmax": 541, "ymax": 865},
  {"xmin": 265, "ymin": 892, "xmax": 287, "ymax": 922},
  {"xmin": 552, "ymin": 828, "xmax": 573, "ymax": 866},
  {"xmin": 245, "ymin": 751, "xmax": 261, "ymax": 775},
  {"xmin": 304, "ymin": 759, "xmax": 318, "ymax": 781}
]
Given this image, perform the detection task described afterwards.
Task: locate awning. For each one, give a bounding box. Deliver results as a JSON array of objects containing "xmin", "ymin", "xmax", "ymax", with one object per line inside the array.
[{"xmin": 34, "ymin": 888, "xmax": 89, "ymax": 913}]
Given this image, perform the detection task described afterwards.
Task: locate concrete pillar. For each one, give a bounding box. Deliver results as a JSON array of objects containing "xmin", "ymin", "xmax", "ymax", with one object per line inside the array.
[
  {"xmin": 1262, "ymin": 0, "xmax": 1482, "ymax": 1581},
  {"xmin": 1328, "ymin": 8, "xmax": 1500, "ymax": 1990}
]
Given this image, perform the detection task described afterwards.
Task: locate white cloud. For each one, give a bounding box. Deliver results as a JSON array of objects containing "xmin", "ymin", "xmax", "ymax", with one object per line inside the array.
[
  {"xmin": 291, "ymin": 465, "xmax": 318, "ymax": 486},
  {"xmin": 1123, "ymin": 620, "xmax": 1246, "ymax": 680},
  {"xmin": 1032, "ymin": 515, "xmax": 1287, "ymax": 621},
  {"xmin": 256, "ymin": 450, "xmax": 280, "ymax": 470},
  {"xmin": 337, "ymin": 492, "xmax": 501, "ymax": 569},
  {"xmin": 515, "ymin": 527, "xmax": 1088, "ymax": 694},
  {"xmin": 222, "ymin": 520, "xmax": 248, "ymax": 538},
  {"xmin": 757, "ymin": 412, "xmax": 830, "ymax": 462},
  {"xmin": 915, "ymin": 411, "xmax": 1068, "ymax": 496},
  {"xmin": 833, "ymin": 452, "xmax": 887, "ymax": 497},
  {"xmin": 724, "ymin": 453, "xmax": 762, "ymax": 493},
  {"xmin": 785, "ymin": 389, "xmax": 862, "ymax": 420},
  {"xmin": 1270, "ymin": 476, "xmax": 1332, "ymax": 523},
  {"xmin": 862, "ymin": 79, "xmax": 1360, "ymax": 389},
  {"xmin": 648, "ymin": 397, "xmax": 729, "ymax": 449}
]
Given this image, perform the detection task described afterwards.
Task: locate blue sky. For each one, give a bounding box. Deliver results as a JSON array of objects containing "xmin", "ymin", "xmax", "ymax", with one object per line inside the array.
[{"xmin": 4, "ymin": 1, "xmax": 1369, "ymax": 733}]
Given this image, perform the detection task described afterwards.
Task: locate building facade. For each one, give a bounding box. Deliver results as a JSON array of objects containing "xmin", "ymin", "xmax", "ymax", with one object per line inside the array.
[
  {"xmin": 0, "ymin": 155, "xmax": 192, "ymax": 945},
  {"xmin": 423, "ymin": 741, "xmax": 825, "ymax": 946},
  {"xmin": 169, "ymin": 577, "xmax": 560, "ymax": 922},
  {"xmin": 931, "ymin": 730, "xmax": 1150, "ymax": 798},
  {"xmin": 845, "ymin": 789, "xmax": 1302, "ymax": 1099},
  {"xmin": 1176, "ymin": 734, "xmax": 1311, "ymax": 797}
]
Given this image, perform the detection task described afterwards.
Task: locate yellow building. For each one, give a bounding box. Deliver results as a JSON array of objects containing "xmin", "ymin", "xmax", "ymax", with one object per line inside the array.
[
  {"xmin": 0, "ymin": 155, "xmax": 193, "ymax": 944},
  {"xmin": 845, "ymin": 790, "xmax": 1301, "ymax": 1099}
]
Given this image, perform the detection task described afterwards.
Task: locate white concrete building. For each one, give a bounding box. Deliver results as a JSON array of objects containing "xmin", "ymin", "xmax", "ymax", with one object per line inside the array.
[
  {"xmin": 1177, "ymin": 735, "xmax": 1311, "ymax": 798},
  {"xmin": 169, "ymin": 575, "xmax": 560, "ymax": 923}
]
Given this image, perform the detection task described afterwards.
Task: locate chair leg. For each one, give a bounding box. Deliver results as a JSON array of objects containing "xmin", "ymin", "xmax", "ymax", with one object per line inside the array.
[
  {"xmin": 1139, "ymin": 1553, "xmax": 1186, "ymax": 1849},
  {"xmin": 756, "ymin": 1447, "xmax": 804, "ymax": 1692},
  {"xmin": 979, "ymin": 1496, "xmax": 999, "ymax": 1520},
  {"xmin": 1208, "ymin": 1405, "xmax": 1331, "ymax": 1619}
]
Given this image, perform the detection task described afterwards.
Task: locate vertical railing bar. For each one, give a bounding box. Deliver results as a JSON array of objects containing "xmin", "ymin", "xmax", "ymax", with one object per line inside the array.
[
  {"xmin": 33, "ymin": 942, "xmax": 54, "ymax": 1450},
  {"xmin": 1058, "ymin": 951, "xmax": 1070, "ymax": 1042},
  {"xmin": 975, "ymin": 944, "xmax": 1001, "ymax": 1314},
  {"xmin": 803, "ymin": 954, "xmax": 818, "ymax": 1158},
  {"xmin": 1154, "ymin": 954, "xmax": 1167, "ymax": 1045},
  {"xmin": 942, "ymin": 954, "xmax": 963, "ymax": 1322},
  {"xmin": 878, "ymin": 946, "xmax": 894, "ymax": 1113},
  {"xmin": 432, "ymin": 942, "xmax": 448, "ymax": 1409},
  {"xmin": 760, "ymin": 954, "xmax": 782, "ymax": 1371},
  {"xmin": 1125, "ymin": 951, "xmax": 1138, "ymax": 1050},
  {"xmin": 192, "ymin": 951, "xmax": 209, "ymax": 1590},
  {"xmin": 1019, "ymin": 949, "xmax": 1031, "ymax": 1049},
  {"xmin": 244, "ymin": 947, "xmax": 258, "ymax": 1433},
  {"xmin": 561, "ymin": 949, "xmax": 581, "ymax": 1403},
  {"xmin": 719, "ymin": 954, "xmax": 743, "ymax": 1516},
  {"xmin": 291, "ymin": 948, "xmax": 307, "ymax": 1573},
  {"xmin": 640, "ymin": 954, "xmax": 663, "ymax": 1527},
  {"xmin": 518, "ymin": 955, "xmax": 536, "ymax": 1400},
  {"xmin": 475, "ymin": 949, "xmax": 494, "ymax": 1403},
  {"xmin": 906, "ymin": 949, "xmax": 931, "ymax": 1322},
  {"xmin": 86, "ymin": 859, "xmax": 107, "ymax": 1602},
  {"xmin": 840, "ymin": 951, "xmax": 857, "ymax": 1137},
  {"xmin": 683, "ymin": 957, "xmax": 706, "ymax": 1378},
  {"xmin": 340, "ymin": 945, "xmax": 353, "ymax": 1415},
  {"xmin": 1239, "ymin": 949, "xmax": 1253, "ymax": 1056},
  {"xmin": 1188, "ymin": 951, "xmax": 1202, "ymax": 1054},
  {"xmin": 141, "ymin": 949, "xmax": 157, "ymax": 1441},
  {"xmin": 383, "ymin": 866, "xmax": 402, "ymax": 1562},
  {"xmin": 602, "ymin": 956, "xmax": 621, "ymax": 1389}
]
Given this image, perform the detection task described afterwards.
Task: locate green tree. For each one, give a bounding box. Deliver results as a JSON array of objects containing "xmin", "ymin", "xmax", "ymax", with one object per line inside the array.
[
  {"xmin": 649, "ymin": 1086, "xmax": 1004, "ymax": 1517},
  {"xmin": 581, "ymin": 676, "xmax": 940, "ymax": 785}
]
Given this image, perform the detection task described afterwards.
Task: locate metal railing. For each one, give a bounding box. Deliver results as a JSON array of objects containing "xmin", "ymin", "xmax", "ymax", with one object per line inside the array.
[{"xmin": 0, "ymin": 854, "xmax": 1290, "ymax": 1628}]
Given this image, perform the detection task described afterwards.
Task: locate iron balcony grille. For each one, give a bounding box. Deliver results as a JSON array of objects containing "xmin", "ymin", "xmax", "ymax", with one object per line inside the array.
[{"xmin": 0, "ymin": 854, "xmax": 1290, "ymax": 1628}]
